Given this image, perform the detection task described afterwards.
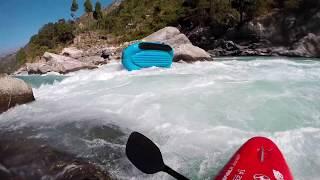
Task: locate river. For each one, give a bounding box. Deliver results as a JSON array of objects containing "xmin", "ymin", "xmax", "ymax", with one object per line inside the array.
[{"xmin": 1, "ymin": 57, "xmax": 320, "ymax": 180}]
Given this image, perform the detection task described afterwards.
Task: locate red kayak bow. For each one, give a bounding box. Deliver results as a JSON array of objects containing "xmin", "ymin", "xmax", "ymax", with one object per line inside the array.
[{"xmin": 215, "ymin": 137, "xmax": 293, "ymax": 180}]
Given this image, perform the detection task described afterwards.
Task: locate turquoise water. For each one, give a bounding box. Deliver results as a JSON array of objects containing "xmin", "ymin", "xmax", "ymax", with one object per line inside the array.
[
  {"xmin": 15, "ymin": 74, "xmax": 67, "ymax": 88},
  {"xmin": 1, "ymin": 57, "xmax": 320, "ymax": 180}
]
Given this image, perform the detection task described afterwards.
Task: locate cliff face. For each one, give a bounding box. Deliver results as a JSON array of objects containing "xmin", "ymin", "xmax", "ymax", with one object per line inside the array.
[
  {"xmin": 231, "ymin": 9, "xmax": 320, "ymax": 46},
  {"xmin": 187, "ymin": 6, "xmax": 320, "ymax": 57}
]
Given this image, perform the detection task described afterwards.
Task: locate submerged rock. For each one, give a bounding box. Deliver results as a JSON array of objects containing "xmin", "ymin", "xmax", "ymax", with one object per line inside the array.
[
  {"xmin": 143, "ymin": 26, "xmax": 211, "ymax": 62},
  {"xmin": 0, "ymin": 75, "xmax": 35, "ymax": 114}
]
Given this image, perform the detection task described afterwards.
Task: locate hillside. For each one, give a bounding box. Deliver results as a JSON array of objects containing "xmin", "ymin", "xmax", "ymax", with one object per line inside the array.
[
  {"xmin": 1, "ymin": 0, "xmax": 320, "ymax": 74},
  {"xmin": 0, "ymin": 53, "xmax": 19, "ymax": 74}
]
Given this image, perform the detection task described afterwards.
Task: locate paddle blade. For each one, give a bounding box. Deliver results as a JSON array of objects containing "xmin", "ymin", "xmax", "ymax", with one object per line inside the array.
[{"xmin": 126, "ymin": 132, "xmax": 165, "ymax": 174}]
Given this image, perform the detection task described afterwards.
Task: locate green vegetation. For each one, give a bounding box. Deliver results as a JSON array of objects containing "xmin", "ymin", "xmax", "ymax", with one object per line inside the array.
[
  {"xmin": 282, "ymin": 0, "xmax": 320, "ymax": 12},
  {"xmin": 84, "ymin": 0, "xmax": 93, "ymax": 13},
  {"xmin": 95, "ymin": 0, "xmax": 186, "ymax": 40},
  {"xmin": 184, "ymin": 0, "xmax": 239, "ymax": 29},
  {"xmin": 25, "ymin": 19, "xmax": 75, "ymax": 61},
  {"xmin": 71, "ymin": 0, "xmax": 79, "ymax": 19},
  {"xmin": 16, "ymin": 48, "xmax": 27, "ymax": 65},
  {"xmin": 231, "ymin": 0, "xmax": 256, "ymax": 24}
]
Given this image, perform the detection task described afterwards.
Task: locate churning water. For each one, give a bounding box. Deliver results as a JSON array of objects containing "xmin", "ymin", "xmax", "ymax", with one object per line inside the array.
[{"xmin": 1, "ymin": 57, "xmax": 320, "ymax": 179}]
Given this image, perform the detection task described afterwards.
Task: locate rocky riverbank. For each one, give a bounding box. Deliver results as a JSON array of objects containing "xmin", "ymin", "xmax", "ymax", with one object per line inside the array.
[
  {"xmin": 14, "ymin": 45, "xmax": 122, "ymax": 75},
  {"xmin": 14, "ymin": 27, "xmax": 211, "ymax": 75}
]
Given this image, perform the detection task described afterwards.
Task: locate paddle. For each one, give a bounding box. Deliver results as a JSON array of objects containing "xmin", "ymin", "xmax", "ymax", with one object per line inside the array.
[{"xmin": 126, "ymin": 132, "xmax": 189, "ymax": 180}]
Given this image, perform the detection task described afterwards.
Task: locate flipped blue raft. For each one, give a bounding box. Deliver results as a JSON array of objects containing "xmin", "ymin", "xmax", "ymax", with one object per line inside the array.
[{"xmin": 122, "ymin": 42, "xmax": 174, "ymax": 71}]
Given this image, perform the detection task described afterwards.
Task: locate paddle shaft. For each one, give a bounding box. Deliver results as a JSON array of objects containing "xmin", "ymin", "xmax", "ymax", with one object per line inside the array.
[{"xmin": 164, "ymin": 165, "xmax": 189, "ymax": 180}]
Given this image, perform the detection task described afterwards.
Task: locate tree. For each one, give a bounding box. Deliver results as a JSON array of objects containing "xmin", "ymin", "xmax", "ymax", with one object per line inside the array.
[
  {"xmin": 93, "ymin": 1, "xmax": 103, "ymax": 20},
  {"xmin": 209, "ymin": 0, "xmax": 239, "ymax": 28},
  {"xmin": 231, "ymin": 0, "xmax": 256, "ymax": 25},
  {"xmin": 84, "ymin": 0, "xmax": 93, "ymax": 13},
  {"xmin": 70, "ymin": 0, "xmax": 79, "ymax": 19}
]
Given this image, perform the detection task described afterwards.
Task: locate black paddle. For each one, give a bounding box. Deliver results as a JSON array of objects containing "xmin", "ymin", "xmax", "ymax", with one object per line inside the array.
[{"xmin": 126, "ymin": 132, "xmax": 189, "ymax": 180}]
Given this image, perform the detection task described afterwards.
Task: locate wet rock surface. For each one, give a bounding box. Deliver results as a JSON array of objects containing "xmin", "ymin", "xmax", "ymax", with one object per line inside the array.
[{"xmin": 0, "ymin": 127, "xmax": 115, "ymax": 180}]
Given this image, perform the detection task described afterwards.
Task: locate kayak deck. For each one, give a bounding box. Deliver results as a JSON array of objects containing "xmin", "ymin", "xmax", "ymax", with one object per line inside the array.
[{"xmin": 215, "ymin": 137, "xmax": 293, "ymax": 180}]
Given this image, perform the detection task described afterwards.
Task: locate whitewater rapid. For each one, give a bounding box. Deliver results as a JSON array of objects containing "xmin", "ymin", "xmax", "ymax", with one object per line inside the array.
[{"xmin": 1, "ymin": 57, "xmax": 320, "ymax": 179}]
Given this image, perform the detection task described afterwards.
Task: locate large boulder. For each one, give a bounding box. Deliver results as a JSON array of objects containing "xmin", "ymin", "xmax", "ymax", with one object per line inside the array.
[
  {"xmin": 143, "ymin": 27, "xmax": 211, "ymax": 62},
  {"xmin": 0, "ymin": 75, "xmax": 35, "ymax": 113}
]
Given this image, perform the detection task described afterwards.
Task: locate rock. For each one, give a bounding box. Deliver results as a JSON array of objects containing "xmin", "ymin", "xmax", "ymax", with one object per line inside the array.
[
  {"xmin": 101, "ymin": 49, "xmax": 111, "ymax": 59},
  {"xmin": 162, "ymin": 33, "xmax": 192, "ymax": 45},
  {"xmin": 100, "ymin": 47, "xmax": 120, "ymax": 60},
  {"xmin": 26, "ymin": 61, "xmax": 63, "ymax": 74},
  {"xmin": 0, "ymin": 163, "xmax": 11, "ymax": 179},
  {"xmin": 213, "ymin": 40, "xmax": 241, "ymax": 51},
  {"xmin": 186, "ymin": 26, "xmax": 214, "ymax": 49},
  {"xmin": 209, "ymin": 40, "xmax": 246, "ymax": 56},
  {"xmin": 143, "ymin": 26, "xmax": 211, "ymax": 62},
  {"xmin": 0, "ymin": 75, "xmax": 35, "ymax": 113},
  {"xmin": 56, "ymin": 164, "xmax": 110, "ymax": 180},
  {"xmin": 143, "ymin": 26, "xmax": 181, "ymax": 42},
  {"xmin": 18, "ymin": 45, "xmax": 125, "ymax": 74},
  {"xmin": 84, "ymin": 47, "xmax": 102, "ymax": 57},
  {"xmin": 25, "ymin": 52, "xmax": 97, "ymax": 74},
  {"xmin": 80, "ymin": 56, "xmax": 108, "ymax": 65},
  {"xmin": 0, "ymin": 135, "xmax": 112, "ymax": 180},
  {"xmin": 61, "ymin": 47, "xmax": 84, "ymax": 59},
  {"xmin": 279, "ymin": 33, "xmax": 320, "ymax": 57},
  {"xmin": 174, "ymin": 44, "xmax": 212, "ymax": 62}
]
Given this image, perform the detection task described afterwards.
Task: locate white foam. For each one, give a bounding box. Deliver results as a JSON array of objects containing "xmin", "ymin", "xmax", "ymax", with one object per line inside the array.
[{"xmin": 1, "ymin": 59, "xmax": 320, "ymax": 179}]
